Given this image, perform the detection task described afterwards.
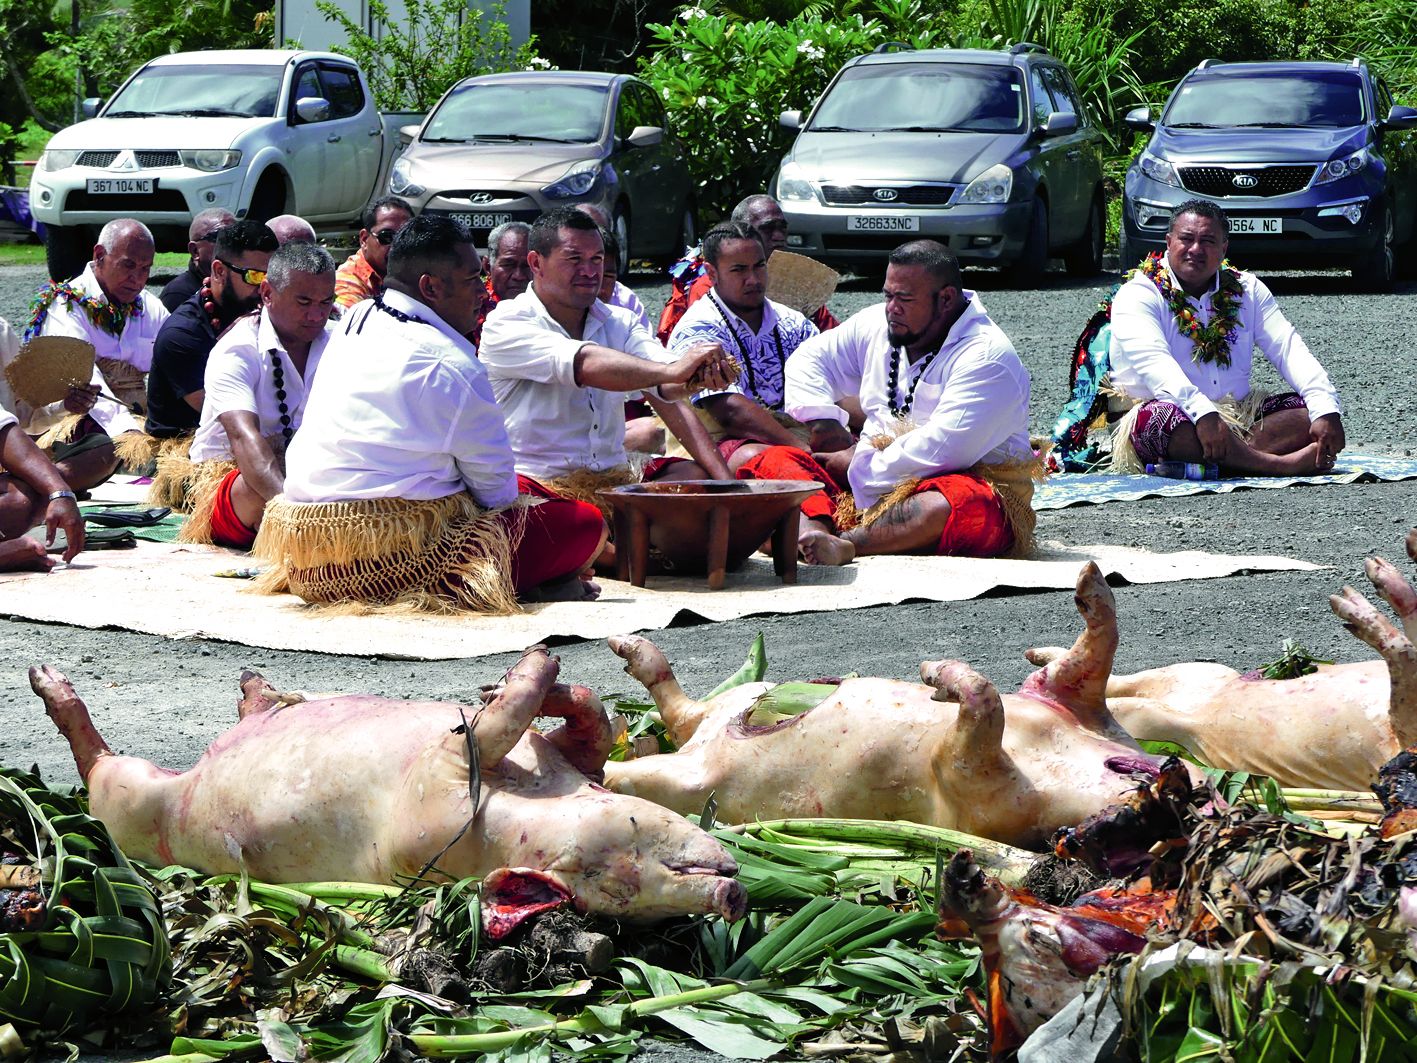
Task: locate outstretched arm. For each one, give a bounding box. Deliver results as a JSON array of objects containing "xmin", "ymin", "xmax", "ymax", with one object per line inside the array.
[{"xmin": 647, "ymin": 394, "xmax": 732, "ymax": 479}]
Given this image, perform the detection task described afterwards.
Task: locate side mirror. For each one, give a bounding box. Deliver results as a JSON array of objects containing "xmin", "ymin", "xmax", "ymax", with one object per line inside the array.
[
  {"xmin": 1123, "ymin": 106, "xmax": 1154, "ymax": 133},
  {"xmin": 82, "ymin": 98, "xmax": 103, "ymax": 119},
  {"xmin": 1380, "ymin": 104, "xmax": 1417, "ymax": 132},
  {"xmin": 294, "ymin": 96, "xmax": 331, "ymax": 124},
  {"xmin": 626, "ymin": 124, "xmax": 663, "ymax": 149},
  {"xmin": 1041, "ymin": 111, "xmax": 1078, "ymax": 136},
  {"xmin": 779, "ymin": 109, "xmax": 802, "ymax": 131},
  {"xmin": 399, "ymin": 123, "xmax": 420, "ymax": 145}
]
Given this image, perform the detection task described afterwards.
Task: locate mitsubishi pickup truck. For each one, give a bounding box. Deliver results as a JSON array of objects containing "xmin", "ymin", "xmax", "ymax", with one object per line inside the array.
[{"xmin": 29, "ymin": 49, "xmax": 403, "ymax": 280}]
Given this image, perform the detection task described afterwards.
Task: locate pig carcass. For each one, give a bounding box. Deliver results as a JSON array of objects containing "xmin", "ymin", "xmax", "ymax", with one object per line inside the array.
[
  {"xmin": 602, "ymin": 563, "xmax": 1195, "ymax": 849},
  {"xmin": 1025, "ymin": 530, "xmax": 1417, "ymax": 791},
  {"xmin": 30, "ymin": 648, "xmax": 745, "ymax": 936}
]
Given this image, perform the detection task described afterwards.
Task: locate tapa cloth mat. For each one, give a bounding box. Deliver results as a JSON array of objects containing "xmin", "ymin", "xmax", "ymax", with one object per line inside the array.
[
  {"xmin": 1035, "ymin": 451, "xmax": 1417, "ymax": 510},
  {"xmin": 0, "ymin": 538, "xmax": 1320, "ymax": 661}
]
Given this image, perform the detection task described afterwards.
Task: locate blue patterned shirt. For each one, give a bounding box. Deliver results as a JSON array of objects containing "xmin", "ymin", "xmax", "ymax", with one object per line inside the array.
[{"xmin": 667, "ymin": 290, "xmax": 817, "ymax": 412}]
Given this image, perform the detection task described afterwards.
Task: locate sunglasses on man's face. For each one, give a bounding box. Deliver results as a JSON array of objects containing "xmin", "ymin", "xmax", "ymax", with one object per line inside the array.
[
  {"xmin": 372, "ymin": 228, "xmax": 399, "ymax": 245},
  {"xmin": 196, "ymin": 229, "xmax": 226, "ymax": 243},
  {"xmin": 218, "ymin": 259, "xmax": 267, "ymax": 286}
]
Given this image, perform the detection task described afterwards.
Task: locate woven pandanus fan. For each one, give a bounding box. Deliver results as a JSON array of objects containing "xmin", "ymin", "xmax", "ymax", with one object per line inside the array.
[
  {"xmin": 4, "ymin": 337, "xmax": 97, "ymax": 408},
  {"xmin": 0, "ymin": 766, "xmax": 170, "ymax": 1033},
  {"xmin": 766, "ymin": 251, "xmax": 840, "ymax": 317}
]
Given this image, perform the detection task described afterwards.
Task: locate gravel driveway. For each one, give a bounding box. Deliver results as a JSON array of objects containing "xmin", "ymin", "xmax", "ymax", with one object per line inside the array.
[{"xmin": 2, "ymin": 257, "xmax": 1414, "ymax": 1060}]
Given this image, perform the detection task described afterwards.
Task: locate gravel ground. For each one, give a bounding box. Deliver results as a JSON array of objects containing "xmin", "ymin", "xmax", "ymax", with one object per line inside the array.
[{"xmin": 1, "ymin": 258, "xmax": 1415, "ymax": 1059}]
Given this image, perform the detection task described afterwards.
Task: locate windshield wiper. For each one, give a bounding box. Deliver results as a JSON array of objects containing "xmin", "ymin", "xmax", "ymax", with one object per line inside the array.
[
  {"xmin": 1167, "ymin": 122, "xmax": 1221, "ymax": 129},
  {"xmin": 421, "ymin": 136, "xmax": 471, "ymax": 143},
  {"xmin": 890, "ymin": 125, "xmax": 975, "ymax": 133},
  {"xmin": 808, "ymin": 125, "xmax": 864, "ymax": 132},
  {"xmin": 101, "ymin": 110, "xmax": 149, "ymax": 118},
  {"xmin": 470, "ymin": 133, "xmax": 579, "ymax": 143},
  {"xmin": 1231, "ymin": 122, "xmax": 1329, "ymax": 128},
  {"xmin": 150, "ymin": 108, "xmax": 250, "ymax": 118}
]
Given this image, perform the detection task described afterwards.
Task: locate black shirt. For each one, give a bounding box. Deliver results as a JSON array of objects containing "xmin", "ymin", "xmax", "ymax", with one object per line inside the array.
[
  {"xmin": 145, "ymin": 291, "xmax": 218, "ymax": 438},
  {"xmin": 159, "ymin": 262, "xmax": 203, "ymax": 313}
]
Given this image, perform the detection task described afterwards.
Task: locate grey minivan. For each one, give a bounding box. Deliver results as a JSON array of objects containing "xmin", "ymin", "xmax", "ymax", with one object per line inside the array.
[{"xmin": 773, "ymin": 43, "xmax": 1106, "ymax": 281}]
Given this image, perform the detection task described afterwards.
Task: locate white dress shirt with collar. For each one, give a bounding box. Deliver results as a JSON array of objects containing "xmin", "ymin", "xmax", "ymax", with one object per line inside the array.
[
  {"xmin": 1109, "ymin": 254, "xmax": 1341, "ymax": 424},
  {"xmin": 478, "ymin": 285, "xmax": 677, "ymax": 480},
  {"xmin": 283, "ymin": 291, "xmax": 519, "ymax": 508},
  {"xmin": 783, "ymin": 308, "xmax": 872, "ymax": 427},
  {"xmin": 189, "ymin": 308, "xmax": 332, "ymax": 463},
  {"xmin": 668, "ymin": 290, "xmax": 817, "ymax": 412},
  {"xmin": 608, "ymin": 282, "xmax": 653, "ymax": 332},
  {"xmin": 805, "ymin": 295, "xmax": 1031, "ymax": 510}
]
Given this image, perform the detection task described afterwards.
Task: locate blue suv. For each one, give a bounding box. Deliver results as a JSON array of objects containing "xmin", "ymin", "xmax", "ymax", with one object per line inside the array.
[{"xmin": 1120, "ymin": 59, "xmax": 1417, "ymax": 289}]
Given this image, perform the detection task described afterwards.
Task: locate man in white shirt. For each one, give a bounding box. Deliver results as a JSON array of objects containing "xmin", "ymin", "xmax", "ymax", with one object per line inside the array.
[
  {"xmin": 479, "ymin": 207, "xmax": 735, "ymax": 510},
  {"xmin": 668, "ymin": 221, "xmax": 853, "ymax": 565},
  {"xmin": 1109, "ymin": 199, "xmax": 1344, "ymax": 476},
  {"xmin": 263, "ymin": 214, "xmax": 607, "ymax": 609},
  {"xmin": 24, "ymin": 218, "xmax": 167, "ymax": 486},
  {"xmin": 181, "ymin": 241, "xmax": 336, "ymax": 549},
  {"xmin": 785, "ymin": 240, "xmax": 1036, "ymax": 558}
]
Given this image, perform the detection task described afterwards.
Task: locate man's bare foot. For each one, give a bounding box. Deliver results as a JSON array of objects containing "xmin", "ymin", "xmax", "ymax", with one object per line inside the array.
[
  {"xmin": 798, "ymin": 528, "xmax": 855, "ymax": 566},
  {"xmin": 1275, "ymin": 442, "xmax": 1323, "ymax": 476},
  {"xmin": 0, "ymin": 539, "xmax": 55, "ymax": 573},
  {"xmin": 523, "ymin": 573, "xmax": 602, "ymax": 603}
]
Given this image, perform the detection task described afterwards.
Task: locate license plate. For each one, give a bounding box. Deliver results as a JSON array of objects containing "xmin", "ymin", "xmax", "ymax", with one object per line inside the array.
[
  {"xmin": 86, "ymin": 178, "xmax": 154, "ymax": 194},
  {"xmin": 1230, "ymin": 217, "xmax": 1282, "ymax": 234},
  {"xmin": 449, "ymin": 211, "xmax": 513, "ymax": 230},
  {"xmin": 846, "ymin": 214, "xmax": 920, "ymax": 232}
]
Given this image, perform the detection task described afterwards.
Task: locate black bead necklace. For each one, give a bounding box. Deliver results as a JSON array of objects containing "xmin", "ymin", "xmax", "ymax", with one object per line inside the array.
[
  {"xmin": 886, "ymin": 344, "xmax": 944, "ymax": 419},
  {"xmin": 373, "ymin": 294, "xmax": 431, "ymax": 328},
  {"xmin": 707, "ymin": 292, "xmax": 784, "ymax": 407},
  {"xmin": 270, "ymin": 352, "xmax": 293, "ymax": 444}
]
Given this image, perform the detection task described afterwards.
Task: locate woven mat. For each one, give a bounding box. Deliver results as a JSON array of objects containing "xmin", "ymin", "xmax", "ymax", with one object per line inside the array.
[
  {"xmin": 1034, "ymin": 451, "xmax": 1417, "ymax": 511},
  {"xmin": 0, "ymin": 539, "xmax": 1320, "ymax": 661}
]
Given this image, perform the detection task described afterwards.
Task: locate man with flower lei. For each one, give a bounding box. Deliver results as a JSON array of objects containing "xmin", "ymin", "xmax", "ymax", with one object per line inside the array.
[
  {"xmin": 784, "ymin": 240, "xmax": 1039, "ymax": 559},
  {"xmin": 1108, "ymin": 199, "xmax": 1343, "ymax": 475},
  {"xmin": 21, "ymin": 218, "xmax": 168, "ymax": 488}
]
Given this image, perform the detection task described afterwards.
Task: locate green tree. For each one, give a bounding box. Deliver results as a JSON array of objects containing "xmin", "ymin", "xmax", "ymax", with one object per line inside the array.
[{"xmin": 316, "ymin": 0, "xmax": 538, "ymax": 111}]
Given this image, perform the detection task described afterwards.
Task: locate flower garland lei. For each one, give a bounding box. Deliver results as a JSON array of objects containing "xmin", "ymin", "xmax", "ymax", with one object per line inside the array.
[
  {"xmin": 1135, "ymin": 252, "xmax": 1243, "ymax": 369},
  {"xmin": 23, "ymin": 281, "xmax": 142, "ymax": 342}
]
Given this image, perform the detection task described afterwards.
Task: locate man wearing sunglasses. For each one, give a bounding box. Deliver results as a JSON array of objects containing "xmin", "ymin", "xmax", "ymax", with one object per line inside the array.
[
  {"xmin": 334, "ymin": 196, "xmax": 413, "ymax": 309},
  {"xmin": 656, "ymin": 194, "xmax": 840, "ymax": 344},
  {"xmin": 160, "ymin": 208, "xmax": 237, "ymax": 312},
  {"xmin": 146, "ymin": 220, "xmax": 278, "ymax": 442}
]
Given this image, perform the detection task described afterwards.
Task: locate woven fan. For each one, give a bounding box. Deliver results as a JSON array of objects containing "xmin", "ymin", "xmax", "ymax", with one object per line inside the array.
[
  {"xmin": 0, "ymin": 766, "xmax": 171, "ymax": 1032},
  {"xmin": 767, "ymin": 251, "xmax": 840, "ymax": 317},
  {"xmin": 4, "ymin": 337, "xmax": 97, "ymax": 407}
]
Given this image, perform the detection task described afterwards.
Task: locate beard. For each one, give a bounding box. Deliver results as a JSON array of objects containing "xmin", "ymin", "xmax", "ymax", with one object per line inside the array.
[
  {"xmin": 215, "ymin": 282, "xmax": 260, "ymax": 321},
  {"xmin": 887, "ymin": 322, "xmax": 926, "ymax": 347}
]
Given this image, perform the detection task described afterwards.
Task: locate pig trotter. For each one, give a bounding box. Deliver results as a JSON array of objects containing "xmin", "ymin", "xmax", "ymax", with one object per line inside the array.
[
  {"xmin": 237, "ymin": 670, "xmax": 285, "ymax": 719},
  {"xmin": 921, "ymin": 660, "xmax": 1006, "ymax": 761},
  {"xmin": 607, "ymin": 635, "xmax": 709, "ymax": 746},
  {"xmin": 477, "ymin": 648, "xmax": 561, "ymax": 768},
  {"xmin": 541, "ymin": 684, "xmax": 615, "ymax": 782},
  {"xmin": 1330, "ymin": 585, "xmax": 1417, "ymax": 748},
  {"xmin": 1019, "ymin": 562, "xmax": 1119, "ymax": 730},
  {"xmin": 1366, "ymin": 555, "xmax": 1417, "ymax": 642},
  {"xmin": 29, "ymin": 665, "xmax": 112, "ymax": 782}
]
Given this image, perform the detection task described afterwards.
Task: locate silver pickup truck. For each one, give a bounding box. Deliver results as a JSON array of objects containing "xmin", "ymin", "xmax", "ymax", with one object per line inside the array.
[{"xmin": 29, "ymin": 48, "xmax": 410, "ymax": 280}]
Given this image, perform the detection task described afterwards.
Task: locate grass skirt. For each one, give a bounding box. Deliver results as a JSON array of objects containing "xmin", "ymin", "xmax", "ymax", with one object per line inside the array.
[
  {"xmin": 251, "ymin": 493, "xmax": 525, "ymax": 615},
  {"xmin": 175, "ymin": 460, "xmax": 237, "ymax": 544}
]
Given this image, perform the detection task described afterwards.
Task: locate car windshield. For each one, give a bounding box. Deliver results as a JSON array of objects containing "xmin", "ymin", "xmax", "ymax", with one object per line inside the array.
[
  {"xmin": 104, "ymin": 65, "xmax": 283, "ymax": 118},
  {"xmin": 1165, "ymin": 72, "xmax": 1365, "ymax": 128},
  {"xmin": 422, "ymin": 83, "xmax": 607, "ymax": 143},
  {"xmin": 808, "ymin": 62, "xmax": 1024, "ymax": 134}
]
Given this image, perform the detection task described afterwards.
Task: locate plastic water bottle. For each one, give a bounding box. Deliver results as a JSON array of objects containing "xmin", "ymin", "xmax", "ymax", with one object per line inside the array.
[{"xmin": 1145, "ymin": 462, "xmax": 1220, "ymax": 481}]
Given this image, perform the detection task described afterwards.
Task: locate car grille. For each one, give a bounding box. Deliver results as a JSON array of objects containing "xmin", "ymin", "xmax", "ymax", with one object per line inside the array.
[
  {"xmin": 1179, "ymin": 165, "xmax": 1315, "ymax": 198},
  {"xmin": 823, "ymin": 234, "xmax": 915, "ymax": 253},
  {"xmin": 437, "ymin": 190, "xmax": 527, "ymax": 204},
  {"xmin": 821, "ymin": 184, "xmax": 957, "ymax": 206},
  {"xmin": 134, "ymin": 150, "xmax": 181, "ymax": 168},
  {"xmin": 77, "ymin": 151, "xmax": 120, "ymax": 167},
  {"xmin": 64, "ymin": 188, "xmax": 188, "ymax": 212}
]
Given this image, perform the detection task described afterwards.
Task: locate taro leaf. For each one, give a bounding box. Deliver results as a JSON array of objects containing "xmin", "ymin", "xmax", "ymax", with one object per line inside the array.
[
  {"xmin": 1173, "ymin": 1026, "xmax": 1225, "ymax": 1060},
  {"xmin": 649, "ymin": 1004, "xmax": 786, "ymax": 1060},
  {"xmin": 257, "ymin": 1009, "xmax": 305, "ymax": 1062},
  {"xmin": 705, "ymin": 633, "xmax": 768, "ymax": 698}
]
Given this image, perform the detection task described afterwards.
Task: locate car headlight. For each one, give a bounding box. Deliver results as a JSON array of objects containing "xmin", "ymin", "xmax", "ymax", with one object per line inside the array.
[
  {"xmin": 1137, "ymin": 152, "xmax": 1181, "ymax": 188},
  {"xmin": 1316, "ymin": 149, "xmax": 1367, "ymax": 185},
  {"xmin": 543, "ymin": 160, "xmax": 603, "ymax": 199},
  {"xmin": 389, "ymin": 157, "xmax": 425, "ymax": 198},
  {"xmin": 38, "ymin": 150, "xmax": 80, "ymax": 171},
  {"xmin": 958, "ymin": 163, "xmax": 1013, "ymax": 204},
  {"xmin": 776, "ymin": 161, "xmax": 816, "ymax": 202},
  {"xmin": 180, "ymin": 149, "xmax": 241, "ymax": 172}
]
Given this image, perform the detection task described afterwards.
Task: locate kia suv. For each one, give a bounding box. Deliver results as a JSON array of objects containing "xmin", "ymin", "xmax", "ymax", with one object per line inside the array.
[
  {"xmin": 1120, "ymin": 59, "xmax": 1417, "ymax": 289},
  {"xmin": 772, "ymin": 42, "xmax": 1107, "ymax": 282}
]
